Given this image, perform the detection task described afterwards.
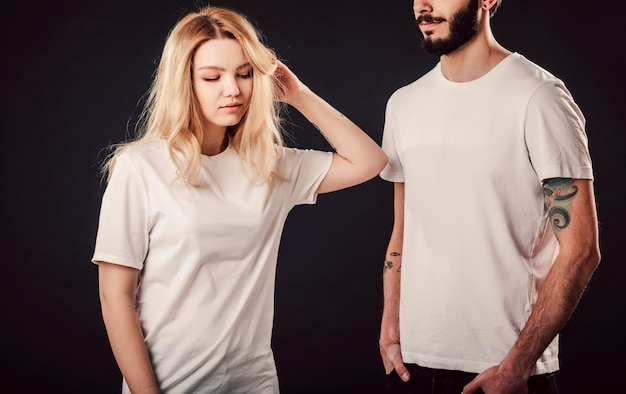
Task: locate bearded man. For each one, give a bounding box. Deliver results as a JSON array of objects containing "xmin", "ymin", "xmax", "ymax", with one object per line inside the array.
[{"xmin": 378, "ymin": 1, "xmax": 601, "ymax": 393}]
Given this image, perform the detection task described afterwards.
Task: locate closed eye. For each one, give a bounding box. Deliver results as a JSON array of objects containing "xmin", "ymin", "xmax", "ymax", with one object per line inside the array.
[{"xmin": 238, "ymin": 69, "xmax": 253, "ymax": 79}]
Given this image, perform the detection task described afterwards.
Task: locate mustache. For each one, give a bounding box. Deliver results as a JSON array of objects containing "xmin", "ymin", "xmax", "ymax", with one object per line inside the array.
[{"xmin": 416, "ymin": 14, "xmax": 446, "ymax": 24}]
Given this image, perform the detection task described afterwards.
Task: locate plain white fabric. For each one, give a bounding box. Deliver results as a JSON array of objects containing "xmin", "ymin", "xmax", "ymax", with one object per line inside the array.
[
  {"xmin": 380, "ymin": 53, "xmax": 592, "ymax": 374},
  {"xmin": 92, "ymin": 141, "xmax": 332, "ymax": 393}
]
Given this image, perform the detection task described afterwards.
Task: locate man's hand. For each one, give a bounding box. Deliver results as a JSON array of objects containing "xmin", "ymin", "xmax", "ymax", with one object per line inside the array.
[
  {"xmin": 463, "ymin": 365, "xmax": 528, "ymax": 394},
  {"xmin": 380, "ymin": 337, "xmax": 410, "ymax": 382}
]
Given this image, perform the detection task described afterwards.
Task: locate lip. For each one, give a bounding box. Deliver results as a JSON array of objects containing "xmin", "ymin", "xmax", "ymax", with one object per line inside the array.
[
  {"xmin": 220, "ymin": 102, "xmax": 243, "ymax": 112},
  {"xmin": 419, "ymin": 22, "xmax": 442, "ymax": 36},
  {"xmin": 419, "ymin": 21, "xmax": 440, "ymax": 29},
  {"xmin": 417, "ymin": 14, "xmax": 445, "ymax": 31}
]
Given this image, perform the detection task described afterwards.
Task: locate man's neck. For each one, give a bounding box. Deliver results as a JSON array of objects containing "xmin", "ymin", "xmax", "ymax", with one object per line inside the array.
[{"xmin": 439, "ymin": 22, "xmax": 511, "ymax": 82}]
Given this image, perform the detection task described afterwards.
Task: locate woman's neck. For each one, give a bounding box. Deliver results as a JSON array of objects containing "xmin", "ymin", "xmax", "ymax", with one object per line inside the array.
[{"xmin": 200, "ymin": 128, "xmax": 229, "ymax": 156}]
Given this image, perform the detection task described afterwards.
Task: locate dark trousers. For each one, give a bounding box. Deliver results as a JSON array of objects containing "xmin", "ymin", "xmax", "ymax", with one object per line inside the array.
[{"xmin": 387, "ymin": 363, "xmax": 559, "ymax": 394}]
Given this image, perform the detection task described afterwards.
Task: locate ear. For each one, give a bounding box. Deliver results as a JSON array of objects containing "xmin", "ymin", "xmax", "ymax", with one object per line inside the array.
[{"xmin": 481, "ymin": 0, "xmax": 498, "ymax": 13}]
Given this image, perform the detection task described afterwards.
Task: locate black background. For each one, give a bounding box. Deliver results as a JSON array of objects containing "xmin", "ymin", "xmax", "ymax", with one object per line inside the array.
[{"xmin": 1, "ymin": 1, "xmax": 623, "ymax": 393}]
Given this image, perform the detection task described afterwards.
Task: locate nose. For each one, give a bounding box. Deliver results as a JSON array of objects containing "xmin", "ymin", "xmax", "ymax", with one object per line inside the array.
[
  {"xmin": 413, "ymin": 0, "xmax": 432, "ymax": 16},
  {"xmin": 223, "ymin": 77, "xmax": 240, "ymax": 97}
]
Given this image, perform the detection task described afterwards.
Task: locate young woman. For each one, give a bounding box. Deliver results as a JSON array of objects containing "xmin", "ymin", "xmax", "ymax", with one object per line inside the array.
[{"xmin": 92, "ymin": 5, "xmax": 387, "ymax": 394}]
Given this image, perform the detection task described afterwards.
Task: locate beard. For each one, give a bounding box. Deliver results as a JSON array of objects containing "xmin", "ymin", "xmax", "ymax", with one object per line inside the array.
[{"xmin": 419, "ymin": 0, "xmax": 480, "ymax": 56}]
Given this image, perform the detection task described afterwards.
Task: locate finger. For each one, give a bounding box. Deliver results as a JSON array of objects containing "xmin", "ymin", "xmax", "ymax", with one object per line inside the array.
[
  {"xmin": 394, "ymin": 363, "xmax": 410, "ymax": 382},
  {"xmin": 387, "ymin": 351, "xmax": 410, "ymax": 382},
  {"xmin": 462, "ymin": 378, "xmax": 479, "ymax": 394},
  {"xmin": 382, "ymin": 361, "xmax": 394, "ymax": 374}
]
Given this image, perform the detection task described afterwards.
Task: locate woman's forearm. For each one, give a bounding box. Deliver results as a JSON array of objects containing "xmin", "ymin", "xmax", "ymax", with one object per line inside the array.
[
  {"xmin": 98, "ymin": 262, "xmax": 160, "ymax": 394},
  {"xmin": 101, "ymin": 294, "xmax": 160, "ymax": 394},
  {"xmin": 290, "ymin": 87, "xmax": 388, "ymax": 192}
]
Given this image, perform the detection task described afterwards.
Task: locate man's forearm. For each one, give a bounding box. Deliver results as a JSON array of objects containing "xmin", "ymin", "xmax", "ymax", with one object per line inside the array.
[
  {"xmin": 501, "ymin": 179, "xmax": 601, "ymax": 377},
  {"xmin": 501, "ymin": 247, "xmax": 599, "ymax": 378},
  {"xmin": 382, "ymin": 247, "xmax": 402, "ymax": 332}
]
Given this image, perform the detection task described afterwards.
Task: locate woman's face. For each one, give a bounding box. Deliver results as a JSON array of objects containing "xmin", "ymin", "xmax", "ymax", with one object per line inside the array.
[{"xmin": 192, "ymin": 38, "xmax": 253, "ymax": 133}]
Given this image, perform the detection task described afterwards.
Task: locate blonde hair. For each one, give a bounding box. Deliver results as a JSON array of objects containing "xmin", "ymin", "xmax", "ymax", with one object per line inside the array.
[
  {"xmin": 103, "ymin": 6, "xmax": 284, "ymax": 186},
  {"xmin": 490, "ymin": 0, "xmax": 503, "ymax": 17}
]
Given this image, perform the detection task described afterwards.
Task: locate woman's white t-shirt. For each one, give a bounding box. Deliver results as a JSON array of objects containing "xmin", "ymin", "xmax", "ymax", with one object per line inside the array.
[{"xmin": 92, "ymin": 141, "xmax": 332, "ymax": 393}]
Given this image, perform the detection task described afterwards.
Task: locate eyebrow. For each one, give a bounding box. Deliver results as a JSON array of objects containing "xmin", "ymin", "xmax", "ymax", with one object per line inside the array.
[{"xmin": 197, "ymin": 62, "xmax": 251, "ymax": 71}]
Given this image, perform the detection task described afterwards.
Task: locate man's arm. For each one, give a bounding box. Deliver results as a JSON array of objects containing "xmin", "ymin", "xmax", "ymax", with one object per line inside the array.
[
  {"xmin": 464, "ymin": 178, "xmax": 601, "ymax": 394},
  {"xmin": 379, "ymin": 182, "xmax": 411, "ymax": 382}
]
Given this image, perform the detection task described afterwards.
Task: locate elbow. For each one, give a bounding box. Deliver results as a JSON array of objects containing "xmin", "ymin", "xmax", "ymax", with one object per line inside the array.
[
  {"xmin": 583, "ymin": 233, "xmax": 601, "ymax": 270},
  {"xmin": 575, "ymin": 242, "xmax": 601, "ymax": 279},
  {"xmin": 364, "ymin": 151, "xmax": 388, "ymax": 182},
  {"xmin": 588, "ymin": 244, "xmax": 601, "ymax": 271},
  {"xmin": 99, "ymin": 284, "xmax": 137, "ymax": 316},
  {"xmin": 99, "ymin": 287, "xmax": 115, "ymax": 308},
  {"xmin": 99, "ymin": 288, "xmax": 118, "ymax": 317},
  {"xmin": 380, "ymin": 151, "xmax": 390, "ymax": 171},
  {"xmin": 99, "ymin": 288, "xmax": 115, "ymax": 323},
  {"xmin": 355, "ymin": 151, "xmax": 387, "ymax": 185},
  {"xmin": 99, "ymin": 289, "xmax": 136, "ymax": 325},
  {"xmin": 371, "ymin": 150, "xmax": 389, "ymax": 177},
  {"xmin": 559, "ymin": 238, "xmax": 601, "ymax": 284},
  {"xmin": 580, "ymin": 245, "xmax": 601, "ymax": 297}
]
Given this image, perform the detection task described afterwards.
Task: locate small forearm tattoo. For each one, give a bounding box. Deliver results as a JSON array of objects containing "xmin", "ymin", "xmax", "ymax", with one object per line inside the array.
[
  {"xmin": 383, "ymin": 252, "xmax": 402, "ymax": 273},
  {"xmin": 543, "ymin": 178, "xmax": 578, "ymax": 231}
]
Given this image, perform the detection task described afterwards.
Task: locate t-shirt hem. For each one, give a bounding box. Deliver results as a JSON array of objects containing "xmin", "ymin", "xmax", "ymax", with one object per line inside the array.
[
  {"xmin": 91, "ymin": 252, "xmax": 143, "ymax": 270},
  {"xmin": 538, "ymin": 165, "xmax": 594, "ymax": 182},
  {"xmin": 305, "ymin": 151, "xmax": 333, "ymax": 205},
  {"xmin": 402, "ymin": 351, "xmax": 559, "ymax": 375},
  {"xmin": 380, "ymin": 169, "xmax": 404, "ymax": 183}
]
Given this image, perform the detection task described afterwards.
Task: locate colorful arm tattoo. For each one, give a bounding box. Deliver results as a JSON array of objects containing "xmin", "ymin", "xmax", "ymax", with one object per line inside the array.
[{"xmin": 542, "ymin": 178, "xmax": 578, "ymax": 231}]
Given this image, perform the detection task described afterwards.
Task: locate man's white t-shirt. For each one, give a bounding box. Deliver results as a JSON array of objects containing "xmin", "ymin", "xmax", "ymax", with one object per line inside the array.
[
  {"xmin": 380, "ymin": 53, "xmax": 593, "ymax": 374},
  {"xmin": 92, "ymin": 141, "xmax": 332, "ymax": 393}
]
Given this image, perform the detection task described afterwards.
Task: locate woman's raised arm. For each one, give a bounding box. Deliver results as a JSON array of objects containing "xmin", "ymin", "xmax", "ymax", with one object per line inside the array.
[{"xmin": 275, "ymin": 62, "xmax": 388, "ymax": 194}]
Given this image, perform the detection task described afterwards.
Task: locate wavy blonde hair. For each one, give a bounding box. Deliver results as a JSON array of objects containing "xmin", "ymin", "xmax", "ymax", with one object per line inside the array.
[{"xmin": 103, "ymin": 6, "xmax": 284, "ymax": 186}]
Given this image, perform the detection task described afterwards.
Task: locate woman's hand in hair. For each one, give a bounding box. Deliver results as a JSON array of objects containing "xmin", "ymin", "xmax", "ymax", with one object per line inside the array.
[{"xmin": 273, "ymin": 61, "xmax": 310, "ymax": 106}]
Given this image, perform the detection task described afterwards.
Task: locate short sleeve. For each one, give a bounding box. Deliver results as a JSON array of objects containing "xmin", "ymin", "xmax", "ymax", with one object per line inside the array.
[
  {"xmin": 91, "ymin": 153, "xmax": 150, "ymax": 270},
  {"xmin": 279, "ymin": 148, "xmax": 333, "ymax": 206},
  {"xmin": 525, "ymin": 82, "xmax": 593, "ymax": 182},
  {"xmin": 380, "ymin": 96, "xmax": 405, "ymax": 183}
]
